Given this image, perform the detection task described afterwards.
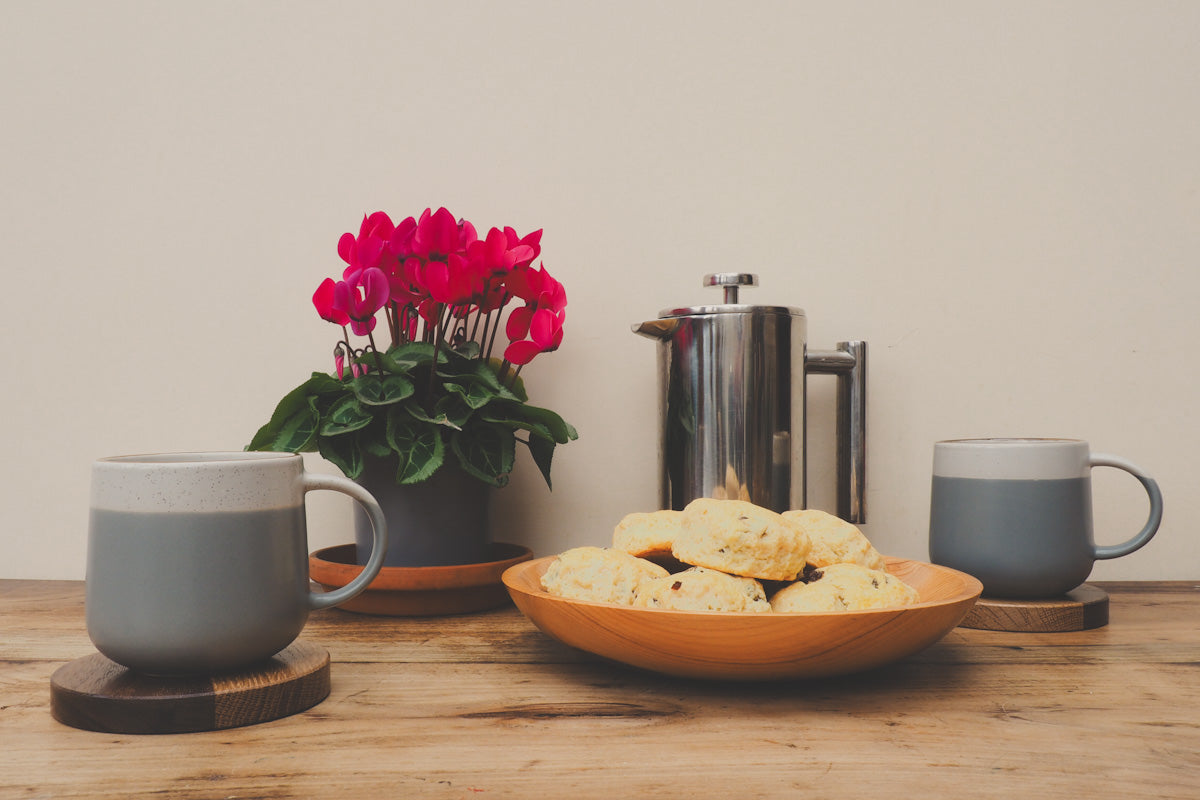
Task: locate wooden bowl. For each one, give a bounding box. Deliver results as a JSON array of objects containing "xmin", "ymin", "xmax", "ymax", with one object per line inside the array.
[
  {"xmin": 502, "ymin": 556, "xmax": 982, "ymax": 680},
  {"xmin": 311, "ymin": 542, "xmax": 532, "ymax": 616}
]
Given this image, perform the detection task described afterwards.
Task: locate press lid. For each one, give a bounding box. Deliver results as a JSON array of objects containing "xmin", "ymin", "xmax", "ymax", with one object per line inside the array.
[{"xmin": 657, "ymin": 273, "xmax": 804, "ymax": 319}]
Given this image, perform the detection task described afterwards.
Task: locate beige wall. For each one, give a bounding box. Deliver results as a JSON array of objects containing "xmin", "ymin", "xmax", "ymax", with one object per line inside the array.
[{"xmin": 2, "ymin": 1, "xmax": 1196, "ymax": 580}]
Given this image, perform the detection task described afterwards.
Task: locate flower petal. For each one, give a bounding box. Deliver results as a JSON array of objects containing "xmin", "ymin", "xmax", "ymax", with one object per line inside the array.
[
  {"xmin": 506, "ymin": 305, "xmax": 533, "ymax": 340},
  {"xmin": 504, "ymin": 339, "xmax": 542, "ymax": 366},
  {"xmin": 529, "ymin": 307, "xmax": 557, "ymax": 348},
  {"xmin": 337, "ymin": 232, "xmax": 355, "ymax": 265},
  {"xmin": 313, "ymin": 277, "xmax": 350, "ymax": 325},
  {"xmin": 360, "ymin": 267, "xmax": 390, "ymax": 312}
]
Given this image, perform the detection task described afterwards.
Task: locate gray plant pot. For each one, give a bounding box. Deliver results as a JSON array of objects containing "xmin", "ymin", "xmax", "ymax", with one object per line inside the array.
[{"xmin": 353, "ymin": 458, "xmax": 492, "ymax": 567}]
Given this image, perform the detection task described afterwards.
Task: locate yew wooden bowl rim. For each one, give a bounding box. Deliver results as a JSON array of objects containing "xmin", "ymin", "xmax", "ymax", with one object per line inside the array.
[{"xmin": 502, "ymin": 555, "xmax": 982, "ymax": 680}]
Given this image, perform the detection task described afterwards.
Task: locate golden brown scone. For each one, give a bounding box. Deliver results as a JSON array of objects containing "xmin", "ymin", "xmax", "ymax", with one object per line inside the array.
[
  {"xmin": 632, "ymin": 566, "xmax": 771, "ymax": 613},
  {"xmin": 781, "ymin": 509, "xmax": 887, "ymax": 571},
  {"xmin": 770, "ymin": 563, "xmax": 920, "ymax": 612},
  {"xmin": 612, "ymin": 510, "xmax": 683, "ymax": 557},
  {"xmin": 540, "ymin": 546, "xmax": 669, "ymax": 605},
  {"xmin": 672, "ymin": 498, "xmax": 810, "ymax": 582}
]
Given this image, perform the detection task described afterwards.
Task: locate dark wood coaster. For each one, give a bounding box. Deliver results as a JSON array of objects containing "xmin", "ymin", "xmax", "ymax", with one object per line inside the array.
[
  {"xmin": 50, "ymin": 640, "xmax": 330, "ymax": 734},
  {"xmin": 959, "ymin": 584, "xmax": 1109, "ymax": 632}
]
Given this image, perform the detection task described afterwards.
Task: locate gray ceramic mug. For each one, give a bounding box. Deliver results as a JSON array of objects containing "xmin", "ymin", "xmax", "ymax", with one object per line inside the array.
[
  {"xmin": 929, "ymin": 438, "xmax": 1162, "ymax": 598},
  {"xmin": 87, "ymin": 452, "xmax": 388, "ymax": 675}
]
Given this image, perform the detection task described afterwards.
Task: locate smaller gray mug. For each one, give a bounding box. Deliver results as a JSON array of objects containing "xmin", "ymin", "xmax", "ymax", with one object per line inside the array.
[
  {"xmin": 929, "ymin": 438, "xmax": 1162, "ymax": 598},
  {"xmin": 87, "ymin": 452, "xmax": 388, "ymax": 675}
]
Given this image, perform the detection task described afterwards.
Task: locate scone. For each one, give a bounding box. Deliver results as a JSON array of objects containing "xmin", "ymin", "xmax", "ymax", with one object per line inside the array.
[
  {"xmin": 612, "ymin": 510, "xmax": 683, "ymax": 557},
  {"xmin": 633, "ymin": 566, "xmax": 771, "ymax": 613},
  {"xmin": 781, "ymin": 509, "xmax": 887, "ymax": 571},
  {"xmin": 672, "ymin": 498, "xmax": 811, "ymax": 581},
  {"xmin": 540, "ymin": 546, "xmax": 669, "ymax": 605},
  {"xmin": 770, "ymin": 563, "xmax": 920, "ymax": 612}
]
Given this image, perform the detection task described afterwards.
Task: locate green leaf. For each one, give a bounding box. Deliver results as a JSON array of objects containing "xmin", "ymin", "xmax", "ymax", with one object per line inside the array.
[
  {"xmin": 436, "ymin": 345, "xmax": 478, "ymax": 377},
  {"xmin": 454, "ymin": 340, "xmax": 481, "ymax": 360},
  {"xmin": 434, "ymin": 394, "xmax": 473, "ymax": 428},
  {"xmin": 403, "ymin": 399, "xmax": 466, "ymax": 431},
  {"xmin": 482, "ymin": 402, "xmax": 578, "ymax": 444},
  {"xmin": 442, "ymin": 378, "xmax": 495, "ymax": 410},
  {"xmin": 309, "ymin": 371, "xmax": 352, "ymax": 395},
  {"xmin": 320, "ymin": 395, "xmax": 375, "ymax": 436},
  {"xmin": 484, "ymin": 413, "xmax": 554, "ymax": 444},
  {"xmin": 388, "ymin": 341, "xmax": 441, "ymax": 369},
  {"xmin": 351, "ymin": 341, "xmax": 443, "ymax": 375},
  {"xmin": 361, "ymin": 422, "xmax": 393, "ymax": 459},
  {"xmin": 317, "ymin": 433, "xmax": 364, "ymax": 480},
  {"xmin": 247, "ymin": 372, "xmax": 345, "ymax": 451},
  {"xmin": 386, "ymin": 410, "xmax": 446, "ymax": 484},
  {"xmin": 485, "ymin": 358, "xmax": 527, "ymax": 401},
  {"xmin": 451, "ymin": 422, "xmax": 514, "ymax": 487},
  {"xmin": 353, "ymin": 374, "xmax": 416, "ymax": 406},
  {"xmin": 526, "ymin": 435, "xmax": 556, "ymax": 490},
  {"xmin": 248, "ymin": 396, "xmax": 320, "ymax": 453}
]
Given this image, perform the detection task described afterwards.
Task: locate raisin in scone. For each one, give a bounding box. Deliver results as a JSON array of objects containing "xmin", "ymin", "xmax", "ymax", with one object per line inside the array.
[
  {"xmin": 633, "ymin": 566, "xmax": 771, "ymax": 613},
  {"xmin": 672, "ymin": 498, "xmax": 811, "ymax": 581},
  {"xmin": 770, "ymin": 563, "xmax": 920, "ymax": 612},
  {"xmin": 781, "ymin": 509, "xmax": 887, "ymax": 571},
  {"xmin": 612, "ymin": 510, "xmax": 682, "ymax": 557},
  {"xmin": 540, "ymin": 546, "xmax": 669, "ymax": 605}
]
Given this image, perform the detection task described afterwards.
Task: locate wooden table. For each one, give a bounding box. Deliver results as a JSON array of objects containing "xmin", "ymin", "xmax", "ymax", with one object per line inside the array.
[{"xmin": 2, "ymin": 580, "xmax": 1198, "ymax": 799}]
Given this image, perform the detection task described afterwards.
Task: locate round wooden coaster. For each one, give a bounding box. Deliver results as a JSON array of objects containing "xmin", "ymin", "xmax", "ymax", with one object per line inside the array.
[
  {"xmin": 959, "ymin": 584, "xmax": 1109, "ymax": 632},
  {"xmin": 50, "ymin": 640, "xmax": 330, "ymax": 734}
]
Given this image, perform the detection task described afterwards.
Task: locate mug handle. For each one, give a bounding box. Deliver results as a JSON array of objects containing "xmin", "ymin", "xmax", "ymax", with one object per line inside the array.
[
  {"xmin": 302, "ymin": 473, "xmax": 389, "ymax": 610},
  {"xmin": 1089, "ymin": 453, "xmax": 1163, "ymax": 560}
]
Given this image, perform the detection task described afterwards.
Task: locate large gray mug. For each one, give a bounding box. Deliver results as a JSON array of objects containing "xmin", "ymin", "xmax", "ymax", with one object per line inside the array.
[
  {"xmin": 87, "ymin": 452, "xmax": 388, "ymax": 675},
  {"xmin": 929, "ymin": 438, "xmax": 1162, "ymax": 598}
]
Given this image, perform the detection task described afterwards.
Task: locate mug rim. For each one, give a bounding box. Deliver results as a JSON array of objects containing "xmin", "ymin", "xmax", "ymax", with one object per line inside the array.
[
  {"xmin": 936, "ymin": 437, "xmax": 1084, "ymax": 446},
  {"xmin": 97, "ymin": 451, "xmax": 298, "ymax": 466}
]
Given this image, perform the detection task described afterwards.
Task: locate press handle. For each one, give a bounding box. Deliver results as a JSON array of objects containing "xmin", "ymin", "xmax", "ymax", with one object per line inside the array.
[
  {"xmin": 806, "ymin": 341, "xmax": 867, "ymax": 523},
  {"xmin": 703, "ymin": 273, "xmax": 758, "ymax": 304}
]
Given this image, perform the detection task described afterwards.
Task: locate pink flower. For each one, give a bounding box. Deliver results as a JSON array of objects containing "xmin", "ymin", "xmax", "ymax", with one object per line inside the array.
[
  {"xmin": 313, "ymin": 277, "xmax": 350, "ymax": 326},
  {"xmin": 338, "ymin": 212, "xmax": 398, "ymax": 282},
  {"xmin": 507, "ymin": 264, "xmax": 567, "ymax": 312},
  {"xmin": 501, "ymin": 262, "xmax": 568, "ymax": 366},
  {"xmin": 411, "ymin": 207, "xmax": 477, "ymax": 260},
  {"xmin": 468, "ymin": 227, "xmax": 536, "ymax": 280},
  {"xmin": 385, "ymin": 216, "xmax": 417, "ymax": 258},
  {"xmin": 529, "ymin": 307, "xmax": 565, "ymax": 351},
  {"xmin": 504, "ymin": 227, "xmax": 542, "ymax": 269},
  {"xmin": 504, "ymin": 307, "xmax": 566, "ymax": 366},
  {"xmin": 423, "ymin": 252, "xmax": 486, "ymax": 306},
  {"xmin": 344, "ymin": 267, "xmax": 390, "ymax": 335},
  {"xmin": 333, "ymin": 343, "xmax": 347, "ymax": 380}
]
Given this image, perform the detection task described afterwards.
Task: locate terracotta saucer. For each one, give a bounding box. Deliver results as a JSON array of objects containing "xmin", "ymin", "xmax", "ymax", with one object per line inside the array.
[{"xmin": 310, "ymin": 542, "xmax": 533, "ymax": 616}]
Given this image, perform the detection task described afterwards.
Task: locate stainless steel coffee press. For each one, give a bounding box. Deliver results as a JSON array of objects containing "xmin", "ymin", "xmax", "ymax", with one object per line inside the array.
[{"xmin": 633, "ymin": 273, "xmax": 867, "ymax": 522}]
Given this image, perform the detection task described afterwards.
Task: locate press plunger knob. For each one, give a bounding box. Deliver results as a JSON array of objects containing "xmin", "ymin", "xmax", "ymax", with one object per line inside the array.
[{"xmin": 703, "ymin": 273, "xmax": 758, "ymax": 304}]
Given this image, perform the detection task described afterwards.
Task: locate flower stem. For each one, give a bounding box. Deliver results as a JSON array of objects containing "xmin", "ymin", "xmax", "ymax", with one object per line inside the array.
[
  {"xmin": 485, "ymin": 294, "xmax": 509, "ymax": 360},
  {"xmin": 341, "ymin": 328, "xmax": 353, "ymax": 379},
  {"xmin": 426, "ymin": 303, "xmax": 446, "ymax": 404},
  {"xmin": 366, "ymin": 331, "xmax": 385, "ymax": 375},
  {"xmin": 469, "ymin": 283, "xmax": 488, "ymax": 345}
]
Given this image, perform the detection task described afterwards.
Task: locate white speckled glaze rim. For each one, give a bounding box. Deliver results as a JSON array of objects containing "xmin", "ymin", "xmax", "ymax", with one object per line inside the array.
[
  {"xmin": 933, "ymin": 438, "xmax": 1090, "ymax": 480},
  {"xmin": 91, "ymin": 451, "xmax": 304, "ymax": 512}
]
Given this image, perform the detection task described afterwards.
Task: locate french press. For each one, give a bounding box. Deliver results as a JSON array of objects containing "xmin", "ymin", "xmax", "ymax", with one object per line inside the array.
[{"xmin": 633, "ymin": 273, "xmax": 867, "ymax": 522}]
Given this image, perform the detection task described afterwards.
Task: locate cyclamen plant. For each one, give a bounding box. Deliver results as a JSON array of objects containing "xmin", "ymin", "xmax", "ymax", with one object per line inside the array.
[{"xmin": 249, "ymin": 207, "xmax": 577, "ymax": 488}]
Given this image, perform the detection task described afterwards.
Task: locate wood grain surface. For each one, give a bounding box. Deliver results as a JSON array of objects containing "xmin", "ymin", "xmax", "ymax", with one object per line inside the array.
[{"xmin": 2, "ymin": 579, "xmax": 1198, "ymax": 799}]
